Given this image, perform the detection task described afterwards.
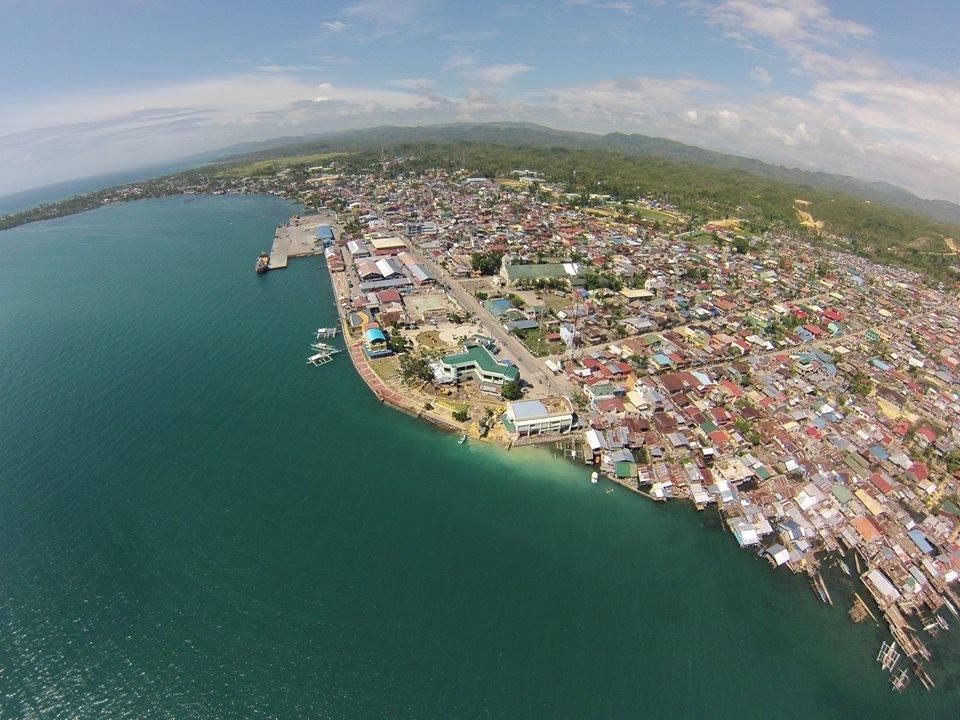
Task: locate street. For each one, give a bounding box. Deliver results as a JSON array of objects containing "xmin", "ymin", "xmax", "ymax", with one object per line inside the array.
[{"xmin": 406, "ymin": 243, "xmax": 575, "ymax": 398}]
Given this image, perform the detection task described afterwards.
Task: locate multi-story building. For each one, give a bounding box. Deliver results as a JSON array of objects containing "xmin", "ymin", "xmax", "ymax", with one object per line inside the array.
[
  {"xmin": 503, "ymin": 398, "xmax": 575, "ymax": 438},
  {"xmin": 433, "ymin": 344, "xmax": 519, "ymax": 386}
]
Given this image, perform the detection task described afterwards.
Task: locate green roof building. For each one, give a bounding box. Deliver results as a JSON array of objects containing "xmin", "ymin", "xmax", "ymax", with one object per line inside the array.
[
  {"xmin": 436, "ymin": 344, "xmax": 520, "ymax": 385},
  {"xmin": 501, "ymin": 262, "xmax": 580, "ymax": 286}
]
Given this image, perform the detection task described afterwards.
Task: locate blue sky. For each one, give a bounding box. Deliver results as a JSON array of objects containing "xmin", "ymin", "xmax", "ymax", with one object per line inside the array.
[{"xmin": 2, "ymin": 0, "xmax": 959, "ymax": 201}]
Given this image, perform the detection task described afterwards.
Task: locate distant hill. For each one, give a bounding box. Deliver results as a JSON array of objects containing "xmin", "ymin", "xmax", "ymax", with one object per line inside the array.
[
  {"xmin": 4, "ymin": 121, "xmax": 956, "ymax": 281},
  {"xmin": 210, "ymin": 122, "xmax": 960, "ymax": 226}
]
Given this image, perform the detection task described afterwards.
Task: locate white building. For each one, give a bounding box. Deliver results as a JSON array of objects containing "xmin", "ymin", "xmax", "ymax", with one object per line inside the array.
[{"xmin": 503, "ymin": 398, "xmax": 575, "ymax": 439}]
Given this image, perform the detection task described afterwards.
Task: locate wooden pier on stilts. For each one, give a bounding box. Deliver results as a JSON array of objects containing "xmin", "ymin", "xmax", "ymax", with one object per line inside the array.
[{"xmin": 849, "ymin": 593, "xmax": 877, "ymax": 624}]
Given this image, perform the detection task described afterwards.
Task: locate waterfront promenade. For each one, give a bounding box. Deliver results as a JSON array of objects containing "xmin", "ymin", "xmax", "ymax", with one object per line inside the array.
[{"xmin": 321, "ymin": 239, "xmax": 470, "ymax": 436}]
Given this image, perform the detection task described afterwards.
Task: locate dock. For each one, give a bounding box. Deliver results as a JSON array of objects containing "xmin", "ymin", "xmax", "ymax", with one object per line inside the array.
[{"xmin": 265, "ymin": 212, "xmax": 339, "ymax": 271}]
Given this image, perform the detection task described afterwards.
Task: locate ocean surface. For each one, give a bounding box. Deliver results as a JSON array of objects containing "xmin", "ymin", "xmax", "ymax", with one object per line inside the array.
[{"xmin": 1, "ymin": 194, "xmax": 958, "ymax": 719}]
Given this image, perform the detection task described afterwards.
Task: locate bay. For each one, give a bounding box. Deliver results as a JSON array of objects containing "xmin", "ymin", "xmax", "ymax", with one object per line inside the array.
[{"xmin": 0, "ymin": 194, "xmax": 957, "ymax": 719}]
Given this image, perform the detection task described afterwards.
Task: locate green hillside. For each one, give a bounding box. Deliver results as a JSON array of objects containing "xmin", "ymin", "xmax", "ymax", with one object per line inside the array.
[
  {"xmin": 3, "ymin": 122, "xmax": 959, "ymax": 282},
  {"xmin": 215, "ymin": 122, "xmax": 960, "ymax": 225},
  {"xmin": 248, "ymin": 139, "xmax": 957, "ymax": 280}
]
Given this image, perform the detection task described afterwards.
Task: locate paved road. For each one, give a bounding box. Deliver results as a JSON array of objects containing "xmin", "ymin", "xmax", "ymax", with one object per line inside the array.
[{"xmin": 407, "ymin": 243, "xmax": 574, "ymax": 398}]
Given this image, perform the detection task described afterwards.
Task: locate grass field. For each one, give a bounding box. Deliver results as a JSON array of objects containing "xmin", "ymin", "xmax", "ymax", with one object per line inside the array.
[
  {"xmin": 415, "ymin": 330, "xmax": 448, "ymax": 350},
  {"xmin": 690, "ymin": 232, "xmax": 718, "ymax": 246},
  {"xmin": 518, "ymin": 329, "xmax": 565, "ymax": 357},
  {"xmin": 540, "ymin": 293, "xmax": 573, "ymax": 313},
  {"xmin": 218, "ymin": 152, "xmax": 346, "ymax": 178},
  {"xmin": 631, "ymin": 206, "xmax": 681, "ymax": 223},
  {"xmin": 369, "ymin": 356, "xmax": 400, "ymax": 382}
]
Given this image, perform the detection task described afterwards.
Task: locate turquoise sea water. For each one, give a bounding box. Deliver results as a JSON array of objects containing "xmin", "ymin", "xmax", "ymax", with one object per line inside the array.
[{"xmin": 1, "ymin": 194, "xmax": 958, "ymax": 719}]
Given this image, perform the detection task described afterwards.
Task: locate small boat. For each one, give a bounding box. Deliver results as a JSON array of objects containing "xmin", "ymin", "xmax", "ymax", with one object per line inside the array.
[
  {"xmin": 944, "ymin": 597, "xmax": 959, "ymax": 620},
  {"xmin": 307, "ymin": 352, "xmax": 332, "ymax": 366},
  {"xmin": 590, "ymin": 471, "xmax": 599, "ymax": 484},
  {"xmin": 255, "ymin": 252, "xmax": 270, "ymax": 274},
  {"xmin": 458, "ymin": 435, "xmax": 467, "ymax": 445}
]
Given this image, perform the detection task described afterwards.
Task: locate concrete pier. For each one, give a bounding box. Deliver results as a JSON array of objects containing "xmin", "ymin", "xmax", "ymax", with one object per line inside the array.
[{"xmin": 267, "ymin": 211, "xmax": 338, "ymax": 270}]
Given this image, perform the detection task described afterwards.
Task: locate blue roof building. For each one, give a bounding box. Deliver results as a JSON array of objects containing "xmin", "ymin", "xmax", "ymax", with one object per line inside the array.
[
  {"xmin": 908, "ymin": 529, "xmax": 935, "ymax": 555},
  {"xmin": 365, "ymin": 327, "xmax": 387, "ymax": 343},
  {"xmin": 363, "ymin": 327, "xmax": 391, "ymax": 358},
  {"xmin": 316, "ymin": 224, "xmax": 335, "ymax": 247},
  {"xmin": 483, "ymin": 298, "xmax": 516, "ymax": 317}
]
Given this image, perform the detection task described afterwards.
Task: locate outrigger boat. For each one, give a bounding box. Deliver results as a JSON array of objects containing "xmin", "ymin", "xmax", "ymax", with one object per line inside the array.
[{"xmin": 307, "ymin": 353, "xmax": 333, "ymax": 366}]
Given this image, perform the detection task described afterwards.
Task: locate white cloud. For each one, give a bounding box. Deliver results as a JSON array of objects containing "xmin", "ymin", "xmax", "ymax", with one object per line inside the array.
[
  {"xmin": 4, "ymin": 14, "xmax": 960, "ymax": 209},
  {"xmin": 256, "ymin": 65, "xmax": 325, "ymax": 73},
  {"xmin": 697, "ymin": 0, "xmax": 872, "ymax": 47},
  {"xmin": 464, "ymin": 63, "xmax": 535, "ymax": 84},
  {"xmin": 534, "ymin": 70, "xmax": 960, "ymax": 203},
  {"xmin": 389, "ymin": 78, "xmax": 436, "ymax": 91},
  {"xmin": 322, "ymin": 20, "xmax": 347, "ymax": 33},
  {"xmin": 750, "ymin": 66, "xmax": 772, "ymax": 85},
  {"xmin": 0, "ymin": 75, "xmax": 448, "ymax": 196},
  {"xmin": 342, "ymin": 0, "xmax": 433, "ymax": 27},
  {"xmin": 568, "ymin": 0, "xmax": 635, "ymax": 13},
  {"xmin": 313, "ymin": 82, "xmax": 438, "ymax": 111},
  {"xmin": 443, "ymin": 52, "xmax": 475, "ymax": 70},
  {"xmin": 690, "ymin": 0, "xmax": 880, "ymax": 81},
  {"xmin": 0, "ymin": 75, "xmax": 319, "ymax": 139},
  {"xmin": 544, "ymin": 76, "xmax": 722, "ymax": 125}
]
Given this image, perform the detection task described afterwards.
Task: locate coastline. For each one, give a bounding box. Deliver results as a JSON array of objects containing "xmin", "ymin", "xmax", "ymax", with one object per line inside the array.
[
  {"xmin": 300, "ymin": 209, "xmax": 958, "ymax": 691},
  {"xmin": 322, "ymin": 229, "xmax": 472, "ymax": 438},
  {"xmin": 4, "ymin": 192, "xmax": 959, "ymax": 718}
]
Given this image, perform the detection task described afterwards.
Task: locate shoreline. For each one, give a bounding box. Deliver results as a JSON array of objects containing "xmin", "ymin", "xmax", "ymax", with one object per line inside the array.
[
  {"xmin": 321, "ymin": 228, "xmax": 472, "ymax": 439},
  {"xmin": 304, "ymin": 212, "xmax": 958, "ymax": 691}
]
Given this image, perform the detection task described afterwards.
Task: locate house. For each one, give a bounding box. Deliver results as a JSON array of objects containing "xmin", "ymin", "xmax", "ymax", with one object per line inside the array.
[
  {"xmin": 729, "ymin": 517, "xmax": 760, "ymax": 547},
  {"xmin": 768, "ymin": 544, "xmax": 791, "ymax": 566}
]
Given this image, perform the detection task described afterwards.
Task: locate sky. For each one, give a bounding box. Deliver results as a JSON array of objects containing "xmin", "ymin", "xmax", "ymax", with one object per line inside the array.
[{"xmin": 2, "ymin": 0, "xmax": 959, "ymax": 202}]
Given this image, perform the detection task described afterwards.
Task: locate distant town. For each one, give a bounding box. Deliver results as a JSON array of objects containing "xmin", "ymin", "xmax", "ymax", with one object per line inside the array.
[{"xmin": 10, "ymin": 152, "xmax": 960, "ymax": 691}]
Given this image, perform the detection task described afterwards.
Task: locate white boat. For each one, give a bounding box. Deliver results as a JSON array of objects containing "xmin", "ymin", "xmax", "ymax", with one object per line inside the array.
[
  {"xmin": 315, "ymin": 327, "xmax": 338, "ymax": 338},
  {"xmin": 590, "ymin": 471, "xmax": 599, "ymax": 484},
  {"xmin": 310, "ymin": 342, "xmax": 340, "ymax": 353},
  {"xmin": 458, "ymin": 435, "xmax": 467, "ymax": 445},
  {"xmin": 307, "ymin": 352, "xmax": 332, "ymax": 366}
]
